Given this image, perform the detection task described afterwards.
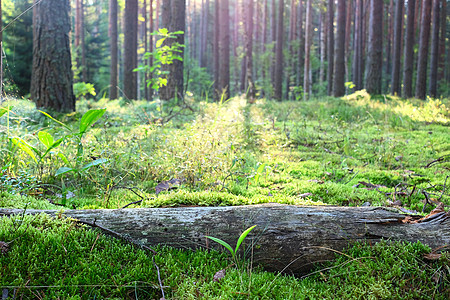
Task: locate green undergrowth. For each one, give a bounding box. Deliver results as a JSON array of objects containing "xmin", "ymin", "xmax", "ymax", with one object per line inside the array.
[
  {"xmin": 0, "ymin": 214, "xmax": 448, "ymax": 299},
  {"xmin": 1, "ymin": 94, "xmax": 448, "ymax": 212}
]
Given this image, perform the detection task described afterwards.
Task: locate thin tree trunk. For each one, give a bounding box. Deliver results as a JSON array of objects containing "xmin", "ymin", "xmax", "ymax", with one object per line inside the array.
[
  {"xmin": 303, "ymin": 0, "xmax": 312, "ymax": 100},
  {"xmin": 219, "ymin": 0, "xmax": 230, "ymax": 99},
  {"xmin": 319, "ymin": 4, "xmax": 326, "ymax": 86},
  {"xmin": 428, "ymin": 0, "xmax": 440, "ymax": 98},
  {"xmin": 415, "ymin": 0, "xmax": 432, "ymax": 99},
  {"xmin": 271, "ymin": 0, "xmax": 277, "ymax": 85},
  {"xmin": 245, "ymin": 0, "xmax": 255, "ymax": 100},
  {"xmin": 437, "ymin": 0, "xmax": 446, "ymax": 82},
  {"xmin": 365, "ymin": 0, "xmax": 383, "ymax": 95},
  {"xmin": 333, "ymin": 0, "xmax": 346, "ymax": 97},
  {"xmin": 391, "ymin": 0, "xmax": 404, "ymax": 96},
  {"xmin": 402, "ymin": 0, "xmax": 415, "ymax": 98},
  {"xmin": 352, "ymin": 0, "xmax": 363, "ymax": 90},
  {"xmin": 109, "ymin": 0, "xmax": 118, "ymax": 100},
  {"xmin": 385, "ymin": 0, "xmax": 394, "ymax": 92},
  {"xmin": 274, "ymin": 0, "xmax": 284, "ymax": 100},
  {"xmin": 214, "ymin": 0, "xmax": 220, "ymax": 101},
  {"xmin": 327, "ymin": 0, "xmax": 334, "ymax": 95},
  {"xmin": 3, "ymin": 205, "xmax": 448, "ymax": 275},
  {"xmin": 123, "ymin": 0, "xmax": 138, "ymax": 100},
  {"xmin": 148, "ymin": 0, "xmax": 154, "ymax": 101}
]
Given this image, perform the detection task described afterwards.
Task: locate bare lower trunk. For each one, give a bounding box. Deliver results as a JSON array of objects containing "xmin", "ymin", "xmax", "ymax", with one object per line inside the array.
[{"xmin": 2, "ymin": 204, "xmax": 448, "ymax": 275}]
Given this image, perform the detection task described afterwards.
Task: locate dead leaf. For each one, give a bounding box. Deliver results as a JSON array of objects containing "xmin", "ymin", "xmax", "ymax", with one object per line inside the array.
[
  {"xmin": 155, "ymin": 178, "xmax": 184, "ymax": 195},
  {"xmin": 213, "ymin": 269, "xmax": 226, "ymax": 282}
]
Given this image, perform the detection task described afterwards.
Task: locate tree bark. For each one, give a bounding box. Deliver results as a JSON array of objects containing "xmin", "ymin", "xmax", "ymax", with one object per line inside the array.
[
  {"xmin": 333, "ymin": 0, "xmax": 346, "ymax": 97},
  {"xmin": 31, "ymin": 0, "xmax": 75, "ymax": 112},
  {"xmin": 415, "ymin": 0, "xmax": 432, "ymax": 100},
  {"xmin": 109, "ymin": 0, "xmax": 118, "ymax": 100},
  {"xmin": 327, "ymin": 0, "xmax": 334, "ymax": 96},
  {"xmin": 352, "ymin": 0, "xmax": 364, "ymax": 90},
  {"xmin": 365, "ymin": 0, "xmax": 383, "ymax": 95},
  {"xmin": 123, "ymin": 0, "xmax": 138, "ymax": 100},
  {"xmin": 244, "ymin": 0, "xmax": 255, "ymax": 101},
  {"xmin": 274, "ymin": 0, "xmax": 284, "ymax": 101},
  {"xmin": 402, "ymin": 0, "xmax": 416, "ymax": 98},
  {"xmin": 391, "ymin": 0, "xmax": 404, "ymax": 96},
  {"xmin": 214, "ymin": 0, "xmax": 220, "ymax": 101},
  {"xmin": 2, "ymin": 204, "xmax": 448, "ymax": 275},
  {"xmin": 218, "ymin": 0, "xmax": 230, "ymax": 99},
  {"xmin": 428, "ymin": 0, "xmax": 440, "ymax": 98},
  {"xmin": 303, "ymin": 0, "xmax": 312, "ymax": 100}
]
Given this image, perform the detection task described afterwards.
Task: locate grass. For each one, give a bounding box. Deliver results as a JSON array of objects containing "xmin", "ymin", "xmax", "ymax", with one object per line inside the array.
[{"xmin": 0, "ymin": 93, "xmax": 449, "ymax": 298}]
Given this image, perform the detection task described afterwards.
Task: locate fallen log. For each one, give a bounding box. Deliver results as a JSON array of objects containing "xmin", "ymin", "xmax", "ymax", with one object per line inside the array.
[{"xmin": 1, "ymin": 204, "xmax": 449, "ymax": 274}]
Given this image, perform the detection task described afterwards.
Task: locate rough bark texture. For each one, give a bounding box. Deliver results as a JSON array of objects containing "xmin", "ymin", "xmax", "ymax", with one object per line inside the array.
[
  {"xmin": 273, "ymin": 0, "xmax": 284, "ymax": 101},
  {"xmin": 415, "ymin": 0, "xmax": 432, "ymax": 99},
  {"xmin": 30, "ymin": 0, "xmax": 75, "ymax": 112},
  {"xmin": 333, "ymin": 0, "xmax": 346, "ymax": 97},
  {"xmin": 402, "ymin": 0, "xmax": 416, "ymax": 98},
  {"xmin": 123, "ymin": 0, "xmax": 138, "ymax": 100},
  {"xmin": 2, "ymin": 204, "xmax": 448, "ymax": 275},
  {"xmin": 352, "ymin": 0, "xmax": 364, "ymax": 90},
  {"xmin": 391, "ymin": 0, "xmax": 404, "ymax": 96},
  {"xmin": 364, "ymin": 0, "xmax": 383, "ymax": 95},
  {"xmin": 109, "ymin": 0, "xmax": 118, "ymax": 100},
  {"xmin": 160, "ymin": 0, "xmax": 186, "ymax": 101}
]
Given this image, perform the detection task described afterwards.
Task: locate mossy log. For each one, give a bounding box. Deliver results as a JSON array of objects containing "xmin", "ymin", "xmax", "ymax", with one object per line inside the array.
[{"xmin": 1, "ymin": 204, "xmax": 449, "ymax": 274}]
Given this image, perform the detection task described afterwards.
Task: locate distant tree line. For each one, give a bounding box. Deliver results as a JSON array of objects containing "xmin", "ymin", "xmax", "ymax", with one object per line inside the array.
[{"xmin": 0, "ymin": 0, "xmax": 449, "ymax": 112}]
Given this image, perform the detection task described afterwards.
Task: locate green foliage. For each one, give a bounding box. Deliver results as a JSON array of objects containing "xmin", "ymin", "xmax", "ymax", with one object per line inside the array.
[
  {"xmin": 73, "ymin": 82, "xmax": 96, "ymax": 100},
  {"xmin": 206, "ymin": 225, "xmax": 257, "ymax": 260},
  {"xmin": 135, "ymin": 28, "xmax": 185, "ymax": 91}
]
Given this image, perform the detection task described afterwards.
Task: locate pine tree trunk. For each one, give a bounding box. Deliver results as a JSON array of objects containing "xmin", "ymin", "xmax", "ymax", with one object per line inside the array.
[
  {"xmin": 352, "ymin": 0, "xmax": 364, "ymax": 90},
  {"xmin": 109, "ymin": 0, "xmax": 118, "ymax": 100},
  {"xmin": 333, "ymin": 0, "xmax": 346, "ymax": 97},
  {"xmin": 148, "ymin": 0, "xmax": 154, "ymax": 101},
  {"xmin": 437, "ymin": 0, "xmax": 446, "ymax": 82},
  {"xmin": 274, "ymin": 0, "xmax": 284, "ymax": 101},
  {"xmin": 428, "ymin": 0, "xmax": 440, "ymax": 98},
  {"xmin": 391, "ymin": 0, "xmax": 404, "ymax": 96},
  {"xmin": 31, "ymin": 0, "xmax": 75, "ymax": 112},
  {"xmin": 365, "ymin": 0, "xmax": 383, "ymax": 95},
  {"xmin": 214, "ymin": 0, "xmax": 220, "ymax": 101},
  {"xmin": 303, "ymin": 0, "xmax": 312, "ymax": 100},
  {"xmin": 245, "ymin": 0, "xmax": 255, "ymax": 100},
  {"xmin": 219, "ymin": 0, "xmax": 230, "ymax": 99},
  {"xmin": 123, "ymin": 0, "xmax": 138, "ymax": 100},
  {"xmin": 327, "ymin": 0, "xmax": 334, "ymax": 95},
  {"xmin": 402, "ymin": 0, "xmax": 415, "ymax": 98},
  {"xmin": 415, "ymin": 0, "xmax": 432, "ymax": 99}
]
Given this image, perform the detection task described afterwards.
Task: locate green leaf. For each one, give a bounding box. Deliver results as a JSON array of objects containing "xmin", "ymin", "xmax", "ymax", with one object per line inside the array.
[
  {"xmin": 11, "ymin": 137, "xmax": 38, "ymax": 163},
  {"xmin": 205, "ymin": 236, "xmax": 234, "ymax": 257},
  {"xmin": 79, "ymin": 108, "xmax": 106, "ymax": 135},
  {"xmin": 40, "ymin": 138, "xmax": 64, "ymax": 161},
  {"xmin": 254, "ymin": 164, "xmax": 266, "ymax": 184},
  {"xmin": 38, "ymin": 131, "xmax": 54, "ymax": 149},
  {"xmin": 81, "ymin": 158, "xmax": 109, "ymax": 171},
  {"xmin": 235, "ymin": 225, "xmax": 257, "ymax": 256},
  {"xmin": 0, "ymin": 106, "xmax": 13, "ymax": 118},
  {"xmin": 156, "ymin": 37, "xmax": 166, "ymax": 48},
  {"xmin": 57, "ymin": 152, "xmax": 70, "ymax": 166},
  {"xmin": 55, "ymin": 167, "xmax": 73, "ymax": 176},
  {"xmin": 39, "ymin": 110, "xmax": 72, "ymax": 132}
]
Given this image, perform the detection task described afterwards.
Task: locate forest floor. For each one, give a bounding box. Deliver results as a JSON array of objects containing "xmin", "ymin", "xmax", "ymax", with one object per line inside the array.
[{"xmin": 0, "ymin": 93, "xmax": 449, "ymax": 298}]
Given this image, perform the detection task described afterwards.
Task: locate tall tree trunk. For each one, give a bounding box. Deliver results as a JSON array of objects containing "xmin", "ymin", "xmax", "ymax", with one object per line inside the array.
[
  {"xmin": 296, "ymin": 0, "xmax": 304, "ymax": 88},
  {"xmin": 262, "ymin": 0, "xmax": 268, "ymax": 97},
  {"xmin": 274, "ymin": 0, "xmax": 284, "ymax": 100},
  {"xmin": 214, "ymin": 0, "xmax": 220, "ymax": 101},
  {"xmin": 31, "ymin": 0, "xmax": 75, "ymax": 112},
  {"xmin": 402, "ymin": 0, "xmax": 415, "ymax": 98},
  {"xmin": 123, "ymin": 0, "xmax": 138, "ymax": 100},
  {"xmin": 437, "ymin": 0, "xmax": 446, "ymax": 83},
  {"xmin": 415, "ymin": 0, "xmax": 432, "ymax": 99},
  {"xmin": 327, "ymin": 0, "xmax": 334, "ymax": 95},
  {"xmin": 385, "ymin": 0, "xmax": 394, "ymax": 92},
  {"xmin": 245, "ymin": 0, "xmax": 255, "ymax": 100},
  {"xmin": 143, "ymin": 0, "xmax": 149, "ymax": 101},
  {"xmin": 285, "ymin": 0, "xmax": 297, "ymax": 99},
  {"xmin": 319, "ymin": 4, "xmax": 326, "ymax": 86},
  {"xmin": 365, "ymin": 0, "xmax": 383, "ymax": 95},
  {"xmin": 344, "ymin": 0, "xmax": 352, "ymax": 89},
  {"xmin": 391, "ymin": 0, "xmax": 404, "ymax": 96},
  {"xmin": 333, "ymin": 0, "xmax": 346, "ymax": 97},
  {"xmin": 219, "ymin": 0, "xmax": 230, "ymax": 99},
  {"xmin": 75, "ymin": 0, "xmax": 87, "ymax": 82},
  {"xmin": 109, "ymin": 0, "xmax": 118, "ymax": 100},
  {"xmin": 160, "ymin": 0, "xmax": 186, "ymax": 101},
  {"xmin": 303, "ymin": 0, "xmax": 312, "ymax": 100},
  {"xmin": 271, "ymin": 0, "xmax": 277, "ymax": 85},
  {"xmin": 428, "ymin": 0, "xmax": 440, "ymax": 98},
  {"xmin": 352, "ymin": 0, "xmax": 364, "ymax": 90},
  {"xmin": 148, "ymin": 0, "xmax": 154, "ymax": 101}
]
